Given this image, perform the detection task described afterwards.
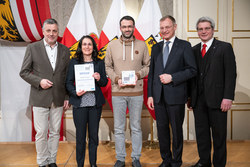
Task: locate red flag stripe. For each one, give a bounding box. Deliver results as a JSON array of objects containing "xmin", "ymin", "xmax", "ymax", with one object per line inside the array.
[
  {"xmin": 16, "ymin": 0, "xmax": 37, "ymax": 42},
  {"xmin": 36, "ymin": 0, "xmax": 51, "ymax": 25},
  {"xmin": 98, "ymin": 31, "xmax": 109, "ymax": 50},
  {"xmin": 61, "ymin": 27, "xmax": 77, "ymax": 48},
  {"xmin": 134, "ymin": 28, "xmax": 145, "ymax": 41},
  {"xmin": 30, "ymin": 0, "xmax": 43, "ymax": 37}
]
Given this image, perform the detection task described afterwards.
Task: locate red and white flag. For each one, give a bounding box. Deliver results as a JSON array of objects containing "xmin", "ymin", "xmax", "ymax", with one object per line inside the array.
[
  {"xmin": 1, "ymin": 0, "xmax": 51, "ymax": 42},
  {"xmin": 98, "ymin": 0, "xmax": 128, "ymax": 111},
  {"xmin": 61, "ymin": 0, "xmax": 99, "ymax": 48},
  {"xmin": 135, "ymin": 0, "xmax": 162, "ymax": 42},
  {"xmin": 135, "ymin": 0, "xmax": 163, "ymax": 119},
  {"xmin": 98, "ymin": 0, "xmax": 128, "ymax": 50}
]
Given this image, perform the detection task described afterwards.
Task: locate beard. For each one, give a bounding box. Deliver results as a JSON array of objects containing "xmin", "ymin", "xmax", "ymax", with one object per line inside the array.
[{"xmin": 122, "ymin": 30, "xmax": 134, "ymax": 39}]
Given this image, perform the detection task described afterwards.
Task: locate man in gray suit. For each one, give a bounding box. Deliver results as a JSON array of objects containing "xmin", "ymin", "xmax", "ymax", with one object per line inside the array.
[{"xmin": 20, "ymin": 19, "xmax": 70, "ymax": 167}]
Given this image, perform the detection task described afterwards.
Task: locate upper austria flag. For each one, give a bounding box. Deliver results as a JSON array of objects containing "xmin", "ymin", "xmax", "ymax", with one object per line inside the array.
[
  {"xmin": 61, "ymin": 0, "xmax": 99, "ymax": 57},
  {"xmin": 98, "ymin": 0, "xmax": 128, "ymax": 50},
  {"xmin": 97, "ymin": 0, "xmax": 128, "ymax": 111},
  {"xmin": 0, "ymin": 0, "xmax": 51, "ymax": 42},
  {"xmin": 134, "ymin": 0, "xmax": 163, "ymax": 120}
]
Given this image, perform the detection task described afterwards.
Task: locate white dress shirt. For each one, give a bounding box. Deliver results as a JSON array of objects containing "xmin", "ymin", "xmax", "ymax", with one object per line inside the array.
[{"xmin": 43, "ymin": 39, "xmax": 58, "ymax": 71}]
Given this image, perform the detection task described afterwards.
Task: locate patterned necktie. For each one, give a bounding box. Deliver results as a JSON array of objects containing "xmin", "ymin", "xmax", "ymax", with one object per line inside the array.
[
  {"xmin": 201, "ymin": 43, "xmax": 207, "ymax": 58},
  {"xmin": 163, "ymin": 41, "xmax": 170, "ymax": 67}
]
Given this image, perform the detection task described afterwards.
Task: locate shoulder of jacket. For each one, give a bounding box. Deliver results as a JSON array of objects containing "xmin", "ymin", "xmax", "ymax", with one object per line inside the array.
[{"xmin": 28, "ymin": 40, "xmax": 42, "ymax": 48}]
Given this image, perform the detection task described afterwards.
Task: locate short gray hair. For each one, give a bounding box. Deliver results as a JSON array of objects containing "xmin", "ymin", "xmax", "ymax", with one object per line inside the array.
[
  {"xmin": 196, "ymin": 16, "xmax": 215, "ymax": 30},
  {"xmin": 42, "ymin": 18, "xmax": 58, "ymax": 30}
]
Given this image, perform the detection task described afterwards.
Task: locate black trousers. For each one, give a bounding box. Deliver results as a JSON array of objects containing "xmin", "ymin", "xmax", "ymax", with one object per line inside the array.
[
  {"xmin": 73, "ymin": 106, "xmax": 102, "ymax": 167},
  {"xmin": 193, "ymin": 93, "xmax": 227, "ymax": 167},
  {"xmin": 154, "ymin": 93, "xmax": 185, "ymax": 167}
]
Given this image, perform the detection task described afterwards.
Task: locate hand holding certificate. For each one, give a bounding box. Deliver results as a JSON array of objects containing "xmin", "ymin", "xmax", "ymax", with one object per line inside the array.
[
  {"xmin": 122, "ymin": 71, "xmax": 136, "ymax": 85},
  {"xmin": 74, "ymin": 64, "xmax": 95, "ymax": 92}
]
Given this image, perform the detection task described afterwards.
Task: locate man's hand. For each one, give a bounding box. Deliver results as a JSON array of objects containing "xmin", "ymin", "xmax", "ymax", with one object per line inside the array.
[
  {"xmin": 76, "ymin": 89, "xmax": 86, "ymax": 96},
  {"xmin": 63, "ymin": 100, "xmax": 70, "ymax": 110},
  {"xmin": 118, "ymin": 75, "xmax": 138, "ymax": 87},
  {"xmin": 159, "ymin": 74, "xmax": 172, "ymax": 84},
  {"xmin": 118, "ymin": 79, "xmax": 126, "ymax": 87},
  {"xmin": 221, "ymin": 99, "xmax": 232, "ymax": 112},
  {"xmin": 187, "ymin": 98, "xmax": 192, "ymax": 110},
  {"xmin": 40, "ymin": 79, "xmax": 53, "ymax": 89},
  {"xmin": 147, "ymin": 97, "xmax": 154, "ymax": 110}
]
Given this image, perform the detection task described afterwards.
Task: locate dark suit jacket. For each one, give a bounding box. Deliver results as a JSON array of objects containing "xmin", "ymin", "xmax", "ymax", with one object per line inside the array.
[
  {"xmin": 189, "ymin": 38, "xmax": 237, "ymax": 108},
  {"xmin": 20, "ymin": 40, "xmax": 70, "ymax": 107},
  {"xmin": 65, "ymin": 58, "xmax": 108, "ymax": 107},
  {"xmin": 148, "ymin": 37, "xmax": 197, "ymax": 104}
]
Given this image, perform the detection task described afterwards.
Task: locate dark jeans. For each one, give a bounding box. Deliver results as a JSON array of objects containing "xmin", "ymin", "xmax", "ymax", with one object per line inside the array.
[{"xmin": 73, "ymin": 106, "xmax": 102, "ymax": 167}]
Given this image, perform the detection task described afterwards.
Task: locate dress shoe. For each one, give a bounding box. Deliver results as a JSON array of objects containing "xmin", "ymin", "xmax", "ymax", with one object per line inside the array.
[
  {"xmin": 190, "ymin": 162, "xmax": 210, "ymax": 167},
  {"xmin": 48, "ymin": 163, "xmax": 57, "ymax": 167}
]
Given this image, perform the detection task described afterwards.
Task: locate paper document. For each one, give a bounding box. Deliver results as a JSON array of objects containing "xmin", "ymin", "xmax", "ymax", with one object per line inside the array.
[
  {"xmin": 74, "ymin": 64, "xmax": 95, "ymax": 92},
  {"xmin": 122, "ymin": 70, "xmax": 135, "ymax": 84}
]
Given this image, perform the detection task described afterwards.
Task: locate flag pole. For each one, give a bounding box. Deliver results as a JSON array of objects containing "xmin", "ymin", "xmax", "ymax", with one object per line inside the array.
[{"xmin": 143, "ymin": 116, "xmax": 159, "ymax": 149}]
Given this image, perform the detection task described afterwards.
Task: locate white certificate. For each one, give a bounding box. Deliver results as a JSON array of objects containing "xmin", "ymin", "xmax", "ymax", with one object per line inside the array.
[
  {"xmin": 122, "ymin": 70, "xmax": 135, "ymax": 84},
  {"xmin": 74, "ymin": 64, "xmax": 95, "ymax": 92}
]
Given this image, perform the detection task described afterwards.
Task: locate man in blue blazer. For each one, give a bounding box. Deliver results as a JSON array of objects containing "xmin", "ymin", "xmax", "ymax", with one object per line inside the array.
[{"xmin": 147, "ymin": 15, "xmax": 197, "ymax": 167}]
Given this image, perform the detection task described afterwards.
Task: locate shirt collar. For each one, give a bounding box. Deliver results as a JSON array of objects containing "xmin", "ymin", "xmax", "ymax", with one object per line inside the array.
[
  {"xmin": 201, "ymin": 37, "xmax": 214, "ymax": 49},
  {"xmin": 43, "ymin": 39, "xmax": 58, "ymax": 48},
  {"xmin": 164, "ymin": 36, "xmax": 176, "ymax": 44}
]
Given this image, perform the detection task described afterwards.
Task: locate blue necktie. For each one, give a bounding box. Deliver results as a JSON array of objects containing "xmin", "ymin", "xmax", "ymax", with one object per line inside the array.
[{"xmin": 163, "ymin": 41, "xmax": 170, "ymax": 67}]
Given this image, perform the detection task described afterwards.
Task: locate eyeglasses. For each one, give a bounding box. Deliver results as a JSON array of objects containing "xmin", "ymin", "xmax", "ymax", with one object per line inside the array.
[
  {"xmin": 197, "ymin": 27, "xmax": 212, "ymax": 32},
  {"xmin": 121, "ymin": 25, "xmax": 134, "ymax": 29},
  {"xmin": 160, "ymin": 25, "xmax": 173, "ymax": 30}
]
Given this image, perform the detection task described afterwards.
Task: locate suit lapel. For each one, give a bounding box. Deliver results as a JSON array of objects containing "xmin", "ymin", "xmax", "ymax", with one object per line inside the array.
[
  {"xmin": 38, "ymin": 41, "xmax": 54, "ymax": 72},
  {"xmin": 203, "ymin": 38, "xmax": 217, "ymax": 75},
  {"xmin": 165, "ymin": 37, "xmax": 178, "ymax": 68},
  {"xmin": 54, "ymin": 43, "xmax": 63, "ymax": 73},
  {"xmin": 157, "ymin": 41, "xmax": 165, "ymax": 70}
]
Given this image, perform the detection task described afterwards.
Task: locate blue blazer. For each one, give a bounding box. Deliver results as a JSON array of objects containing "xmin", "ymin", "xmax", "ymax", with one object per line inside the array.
[
  {"xmin": 148, "ymin": 37, "xmax": 197, "ymax": 104},
  {"xmin": 66, "ymin": 58, "xmax": 108, "ymax": 107}
]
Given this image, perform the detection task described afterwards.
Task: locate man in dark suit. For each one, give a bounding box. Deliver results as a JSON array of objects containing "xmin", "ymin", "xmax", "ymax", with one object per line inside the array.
[
  {"xmin": 20, "ymin": 19, "xmax": 70, "ymax": 167},
  {"xmin": 147, "ymin": 15, "xmax": 197, "ymax": 167},
  {"xmin": 188, "ymin": 16, "xmax": 237, "ymax": 167}
]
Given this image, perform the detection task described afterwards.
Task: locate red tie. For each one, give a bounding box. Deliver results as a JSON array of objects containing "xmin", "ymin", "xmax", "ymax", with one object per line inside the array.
[{"xmin": 201, "ymin": 44, "xmax": 207, "ymax": 57}]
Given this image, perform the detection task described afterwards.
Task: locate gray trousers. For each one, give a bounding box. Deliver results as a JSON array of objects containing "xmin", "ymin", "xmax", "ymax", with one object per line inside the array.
[{"xmin": 112, "ymin": 95, "xmax": 143, "ymax": 161}]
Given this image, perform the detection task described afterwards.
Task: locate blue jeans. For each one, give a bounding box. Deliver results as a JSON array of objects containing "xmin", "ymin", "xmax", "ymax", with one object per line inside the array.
[{"xmin": 112, "ymin": 95, "xmax": 143, "ymax": 161}]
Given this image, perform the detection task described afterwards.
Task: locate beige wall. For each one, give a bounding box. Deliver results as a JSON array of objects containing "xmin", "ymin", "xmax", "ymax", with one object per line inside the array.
[
  {"xmin": 49, "ymin": 0, "xmax": 173, "ymax": 36},
  {"xmin": 175, "ymin": 0, "xmax": 250, "ymax": 140}
]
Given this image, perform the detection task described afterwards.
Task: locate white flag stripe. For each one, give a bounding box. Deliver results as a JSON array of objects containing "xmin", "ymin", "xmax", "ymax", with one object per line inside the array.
[
  {"xmin": 102, "ymin": 0, "xmax": 128, "ymax": 40},
  {"xmin": 23, "ymin": 0, "xmax": 42, "ymax": 40},
  {"xmin": 9, "ymin": 0, "xmax": 31, "ymax": 42},
  {"xmin": 136, "ymin": 0, "xmax": 162, "ymax": 40},
  {"xmin": 67, "ymin": 0, "xmax": 98, "ymax": 40}
]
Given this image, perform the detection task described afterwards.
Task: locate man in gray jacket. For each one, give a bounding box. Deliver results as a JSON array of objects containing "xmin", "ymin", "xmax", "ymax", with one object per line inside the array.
[{"xmin": 20, "ymin": 19, "xmax": 70, "ymax": 167}]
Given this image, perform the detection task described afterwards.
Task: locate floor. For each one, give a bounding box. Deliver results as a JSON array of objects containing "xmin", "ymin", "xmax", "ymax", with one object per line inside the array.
[{"xmin": 0, "ymin": 141, "xmax": 250, "ymax": 167}]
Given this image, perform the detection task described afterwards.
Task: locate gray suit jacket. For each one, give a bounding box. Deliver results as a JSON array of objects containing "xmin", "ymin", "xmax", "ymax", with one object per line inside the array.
[{"xmin": 20, "ymin": 40, "xmax": 70, "ymax": 107}]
